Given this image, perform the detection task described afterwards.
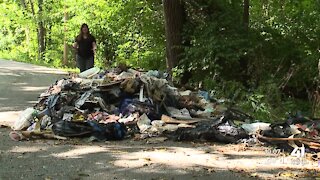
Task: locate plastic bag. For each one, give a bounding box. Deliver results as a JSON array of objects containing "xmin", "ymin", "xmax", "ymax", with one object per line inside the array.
[
  {"xmin": 78, "ymin": 67, "xmax": 100, "ymax": 78},
  {"xmin": 52, "ymin": 121, "xmax": 92, "ymax": 137},
  {"xmin": 52, "ymin": 120, "xmax": 126, "ymax": 140}
]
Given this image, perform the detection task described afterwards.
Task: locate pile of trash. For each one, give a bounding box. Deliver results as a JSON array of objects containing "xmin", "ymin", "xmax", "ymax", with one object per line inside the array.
[
  {"xmin": 9, "ymin": 67, "xmax": 224, "ymax": 142},
  {"xmin": 8, "ymin": 67, "xmax": 320, "ymax": 159}
]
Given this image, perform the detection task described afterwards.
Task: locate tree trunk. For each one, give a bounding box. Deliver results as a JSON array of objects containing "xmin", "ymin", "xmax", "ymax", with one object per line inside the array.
[
  {"xmin": 63, "ymin": 2, "xmax": 68, "ymax": 65},
  {"xmin": 20, "ymin": 0, "xmax": 30, "ymax": 46},
  {"xmin": 243, "ymin": 0, "xmax": 249, "ymax": 31},
  {"xmin": 29, "ymin": 0, "xmax": 35, "ymax": 17},
  {"xmin": 162, "ymin": 0, "xmax": 185, "ymax": 74},
  {"xmin": 240, "ymin": 0, "xmax": 250, "ymax": 87},
  {"xmin": 38, "ymin": 23, "xmax": 45, "ymax": 61},
  {"xmin": 37, "ymin": 0, "xmax": 45, "ymax": 61},
  {"xmin": 20, "ymin": 0, "xmax": 27, "ymax": 9}
]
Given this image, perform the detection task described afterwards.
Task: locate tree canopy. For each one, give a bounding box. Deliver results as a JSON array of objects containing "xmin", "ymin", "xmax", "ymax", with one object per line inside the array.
[{"xmin": 1, "ymin": 0, "xmax": 320, "ymax": 120}]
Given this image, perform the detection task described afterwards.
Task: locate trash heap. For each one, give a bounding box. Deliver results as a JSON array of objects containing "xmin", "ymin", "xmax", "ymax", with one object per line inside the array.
[
  {"xmin": 9, "ymin": 67, "xmax": 320, "ymax": 160},
  {"xmin": 10, "ymin": 67, "xmax": 225, "ymax": 142}
]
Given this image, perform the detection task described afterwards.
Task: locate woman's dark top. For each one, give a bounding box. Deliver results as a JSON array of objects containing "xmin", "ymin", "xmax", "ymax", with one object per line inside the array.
[{"xmin": 75, "ymin": 35, "xmax": 96, "ymax": 58}]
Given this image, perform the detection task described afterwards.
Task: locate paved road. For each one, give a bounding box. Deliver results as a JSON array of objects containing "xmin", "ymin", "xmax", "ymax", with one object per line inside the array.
[
  {"xmin": 0, "ymin": 60, "xmax": 66, "ymax": 112},
  {"xmin": 0, "ymin": 60, "xmax": 314, "ymax": 180}
]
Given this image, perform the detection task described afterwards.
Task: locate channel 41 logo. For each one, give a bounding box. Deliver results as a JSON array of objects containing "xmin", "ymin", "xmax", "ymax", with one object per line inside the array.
[{"xmin": 264, "ymin": 144, "xmax": 313, "ymax": 166}]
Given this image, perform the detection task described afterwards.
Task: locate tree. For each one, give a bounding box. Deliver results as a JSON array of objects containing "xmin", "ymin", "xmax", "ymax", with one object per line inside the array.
[
  {"xmin": 37, "ymin": 0, "xmax": 45, "ymax": 61},
  {"xmin": 243, "ymin": 0, "xmax": 249, "ymax": 30},
  {"xmin": 162, "ymin": 0, "xmax": 185, "ymax": 74},
  {"xmin": 28, "ymin": 0, "xmax": 45, "ymax": 61},
  {"xmin": 63, "ymin": 1, "xmax": 68, "ymax": 65}
]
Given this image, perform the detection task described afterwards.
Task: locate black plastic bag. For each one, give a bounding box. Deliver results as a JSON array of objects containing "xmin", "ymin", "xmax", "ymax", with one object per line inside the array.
[
  {"xmin": 87, "ymin": 121, "xmax": 126, "ymax": 141},
  {"xmin": 52, "ymin": 120, "xmax": 126, "ymax": 140},
  {"xmin": 52, "ymin": 120, "xmax": 93, "ymax": 137}
]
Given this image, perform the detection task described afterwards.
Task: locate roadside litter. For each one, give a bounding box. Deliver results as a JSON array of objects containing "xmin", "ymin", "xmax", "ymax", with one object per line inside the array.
[{"xmin": 8, "ymin": 67, "xmax": 320, "ymax": 161}]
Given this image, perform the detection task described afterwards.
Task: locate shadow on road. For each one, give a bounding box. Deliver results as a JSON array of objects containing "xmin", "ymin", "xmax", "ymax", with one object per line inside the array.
[
  {"xmin": 0, "ymin": 128, "xmax": 258, "ymax": 180},
  {"xmin": 1, "ymin": 129, "xmax": 319, "ymax": 180}
]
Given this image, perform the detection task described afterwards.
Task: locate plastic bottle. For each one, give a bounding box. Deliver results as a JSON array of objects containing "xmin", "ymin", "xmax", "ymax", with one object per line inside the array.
[{"xmin": 12, "ymin": 108, "xmax": 37, "ymax": 131}]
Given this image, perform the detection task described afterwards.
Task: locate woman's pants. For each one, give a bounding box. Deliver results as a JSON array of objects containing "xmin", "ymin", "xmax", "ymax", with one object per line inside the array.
[{"xmin": 76, "ymin": 55, "xmax": 94, "ymax": 72}]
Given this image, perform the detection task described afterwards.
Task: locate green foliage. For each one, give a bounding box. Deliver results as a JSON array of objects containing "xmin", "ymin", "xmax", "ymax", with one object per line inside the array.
[
  {"xmin": 180, "ymin": 1, "xmax": 251, "ymax": 82},
  {"xmin": 1, "ymin": 0, "xmax": 319, "ymax": 121},
  {"xmin": 0, "ymin": 1, "xmax": 37, "ymax": 62},
  {"xmin": 177, "ymin": 0, "xmax": 320, "ymax": 120},
  {"xmin": 249, "ymin": 0, "xmax": 320, "ymax": 87},
  {"xmin": 0, "ymin": 0, "xmax": 166, "ymax": 70},
  {"xmin": 107, "ymin": 0, "xmax": 166, "ymax": 69}
]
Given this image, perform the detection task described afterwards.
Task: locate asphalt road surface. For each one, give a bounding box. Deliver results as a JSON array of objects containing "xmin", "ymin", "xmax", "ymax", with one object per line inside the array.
[{"xmin": 0, "ymin": 59, "xmax": 317, "ymax": 180}]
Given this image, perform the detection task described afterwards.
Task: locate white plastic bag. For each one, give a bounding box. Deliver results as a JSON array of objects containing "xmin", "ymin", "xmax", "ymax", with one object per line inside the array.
[
  {"xmin": 12, "ymin": 108, "xmax": 35, "ymax": 131},
  {"xmin": 78, "ymin": 67, "xmax": 100, "ymax": 78},
  {"xmin": 241, "ymin": 122, "xmax": 271, "ymax": 134}
]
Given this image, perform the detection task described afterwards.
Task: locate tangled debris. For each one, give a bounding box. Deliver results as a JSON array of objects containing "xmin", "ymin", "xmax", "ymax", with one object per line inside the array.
[{"xmin": 9, "ymin": 67, "xmax": 320, "ymax": 161}]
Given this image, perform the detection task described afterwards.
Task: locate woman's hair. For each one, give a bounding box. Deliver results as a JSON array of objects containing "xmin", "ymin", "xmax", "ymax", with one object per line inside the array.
[{"xmin": 76, "ymin": 23, "xmax": 90, "ymax": 41}]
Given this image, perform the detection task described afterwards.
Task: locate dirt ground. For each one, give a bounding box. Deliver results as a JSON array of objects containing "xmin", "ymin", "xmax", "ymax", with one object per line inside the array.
[{"xmin": 0, "ymin": 59, "xmax": 319, "ymax": 180}]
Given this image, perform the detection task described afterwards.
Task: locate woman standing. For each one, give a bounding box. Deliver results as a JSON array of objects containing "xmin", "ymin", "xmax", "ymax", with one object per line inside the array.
[{"xmin": 73, "ymin": 23, "xmax": 97, "ymax": 72}]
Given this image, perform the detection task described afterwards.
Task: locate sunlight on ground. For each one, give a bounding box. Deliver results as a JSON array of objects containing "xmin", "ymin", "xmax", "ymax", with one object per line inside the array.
[
  {"xmin": 0, "ymin": 60, "xmax": 68, "ymax": 75},
  {"xmin": 113, "ymin": 145, "xmax": 319, "ymax": 172},
  {"xmin": 0, "ymin": 66, "xmax": 67, "ymax": 75},
  {"xmin": 27, "ymin": 101, "xmax": 39, "ymax": 104},
  {"xmin": 0, "ymin": 72, "xmax": 21, "ymax": 77},
  {"xmin": 0, "ymin": 111, "xmax": 20, "ymax": 127},
  {"xmin": 27, "ymin": 67, "xmax": 67, "ymax": 75},
  {"xmin": 12, "ymin": 82, "xmax": 28, "ymax": 85},
  {"xmin": 1, "ymin": 133, "xmax": 319, "ymax": 179},
  {"xmin": 21, "ymin": 86, "xmax": 48, "ymax": 91},
  {"xmin": 10, "ymin": 146, "xmax": 48, "ymax": 153},
  {"xmin": 51, "ymin": 146, "xmax": 110, "ymax": 158},
  {"xmin": 113, "ymin": 147, "xmax": 217, "ymax": 169}
]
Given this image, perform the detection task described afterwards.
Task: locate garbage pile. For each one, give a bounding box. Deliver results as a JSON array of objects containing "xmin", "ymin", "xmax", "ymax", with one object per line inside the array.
[
  {"xmin": 9, "ymin": 67, "xmax": 227, "ymax": 142},
  {"xmin": 8, "ymin": 67, "xmax": 320, "ymax": 159}
]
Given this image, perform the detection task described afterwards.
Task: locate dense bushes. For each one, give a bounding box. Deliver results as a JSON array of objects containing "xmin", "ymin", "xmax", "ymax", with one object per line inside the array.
[
  {"xmin": 1, "ymin": 0, "xmax": 319, "ymax": 120},
  {"xmin": 178, "ymin": 0, "xmax": 320, "ymax": 119}
]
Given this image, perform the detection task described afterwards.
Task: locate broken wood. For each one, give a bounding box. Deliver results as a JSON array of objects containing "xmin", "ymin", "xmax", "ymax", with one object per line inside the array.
[
  {"xmin": 21, "ymin": 131, "xmax": 67, "ymax": 140},
  {"xmin": 257, "ymin": 133, "xmax": 320, "ymax": 144},
  {"xmin": 161, "ymin": 115, "xmax": 199, "ymax": 124}
]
